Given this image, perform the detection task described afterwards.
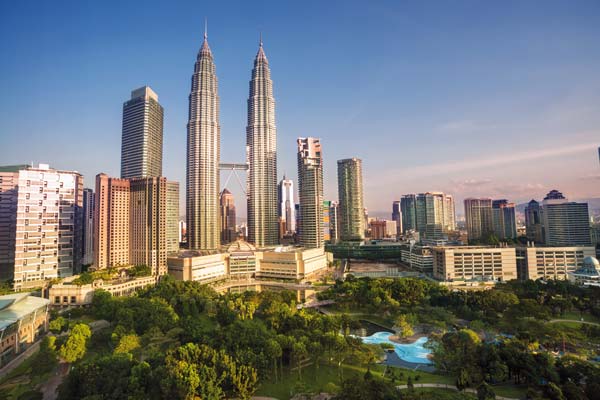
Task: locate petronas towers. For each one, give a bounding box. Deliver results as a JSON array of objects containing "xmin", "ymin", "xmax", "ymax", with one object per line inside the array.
[
  {"xmin": 186, "ymin": 30, "xmax": 278, "ymax": 250},
  {"xmin": 246, "ymin": 39, "xmax": 279, "ymax": 247}
]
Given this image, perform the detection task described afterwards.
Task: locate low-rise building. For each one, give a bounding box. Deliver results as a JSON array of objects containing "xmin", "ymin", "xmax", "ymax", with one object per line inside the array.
[
  {"xmin": 167, "ymin": 253, "xmax": 228, "ymax": 284},
  {"xmin": 400, "ymin": 245, "xmax": 434, "ymax": 274},
  {"xmin": 48, "ymin": 274, "xmax": 158, "ymax": 306},
  {"xmin": 432, "ymin": 246, "xmax": 517, "ymax": 282},
  {"xmin": 516, "ymin": 245, "xmax": 596, "ymax": 280},
  {"xmin": 0, "ymin": 293, "xmax": 50, "ymax": 367},
  {"xmin": 256, "ymin": 247, "xmax": 328, "ymax": 280},
  {"xmin": 167, "ymin": 241, "xmax": 329, "ymax": 283}
]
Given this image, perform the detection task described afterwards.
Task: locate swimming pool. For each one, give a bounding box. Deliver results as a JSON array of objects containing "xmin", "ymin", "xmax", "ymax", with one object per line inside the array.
[{"xmin": 361, "ymin": 331, "xmax": 433, "ymax": 364}]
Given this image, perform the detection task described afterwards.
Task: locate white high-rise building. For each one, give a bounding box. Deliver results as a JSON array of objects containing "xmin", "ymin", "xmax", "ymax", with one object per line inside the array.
[
  {"xmin": 0, "ymin": 164, "xmax": 83, "ymax": 290},
  {"xmin": 186, "ymin": 29, "xmax": 220, "ymax": 251},
  {"xmin": 246, "ymin": 38, "xmax": 278, "ymax": 247},
  {"xmin": 278, "ymin": 176, "xmax": 295, "ymax": 236}
]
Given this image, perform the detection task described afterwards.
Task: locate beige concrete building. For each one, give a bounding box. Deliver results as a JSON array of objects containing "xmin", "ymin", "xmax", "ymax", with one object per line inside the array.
[
  {"xmin": 94, "ymin": 174, "xmax": 130, "ymax": 269},
  {"xmin": 130, "ymin": 177, "xmax": 167, "ymax": 275},
  {"xmin": 432, "ymin": 246, "xmax": 517, "ymax": 282},
  {"xmin": 49, "ymin": 274, "xmax": 158, "ymax": 307},
  {"xmin": 516, "ymin": 245, "xmax": 596, "ymax": 280},
  {"xmin": 94, "ymin": 174, "xmax": 170, "ymax": 274},
  {"xmin": 167, "ymin": 242, "xmax": 329, "ymax": 283},
  {"xmin": 255, "ymin": 247, "xmax": 328, "ymax": 280},
  {"xmin": 0, "ymin": 293, "xmax": 50, "ymax": 367},
  {"xmin": 166, "ymin": 181, "xmax": 179, "ymax": 254},
  {"xmin": 0, "ymin": 164, "xmax": 83, "ymax": 290},
  {"xmin": 297, "ymin": 137, "xmax": 324, "ymax": 249},
  {"xmin": 167, "ymin": 252, "xmax": 228, "ymax": 284}
]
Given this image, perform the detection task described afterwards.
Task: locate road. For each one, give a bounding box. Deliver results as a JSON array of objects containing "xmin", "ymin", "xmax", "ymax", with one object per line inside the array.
[
  {"xmin": 396, "ymin": 383, "xmax": 520, "ymax": 400},
  {"xmin": 548, "ymin": 319, "xmax": 600, "ymax": 326}
]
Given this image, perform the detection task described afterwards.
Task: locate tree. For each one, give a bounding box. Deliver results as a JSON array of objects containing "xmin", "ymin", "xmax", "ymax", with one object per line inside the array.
[
  {"xmin": 456, "ymin": 368, "xmax": 471, "ymax": 391},
  {"xmin": 544, "ymin": 382, "xmax": 565, "ymax": 400},
  {"xmin": 114, "ymin": 334, "xmax": 141, "ymax": 355},
  {"xmin": 407, "ymin": 376, "xmax": 414, "ymax": 391},
  {"xmin": 477, "ymin": 382, "xmax": 496, "ymax": 400},
  {"xmin": 49, "ymin": 316, "xmax": 67, "ymax": 333},
  {"xmin": 59, "ymin": 323, "xmax": 91, "ymax": 362},
  {"xmin": 394, "ymin": 314, "xmax": 414, "ymax": 338}
]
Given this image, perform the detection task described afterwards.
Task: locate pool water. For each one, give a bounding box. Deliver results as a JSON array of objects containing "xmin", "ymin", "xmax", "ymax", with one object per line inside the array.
[{"xmin": 361, "ymin": 331, "xmax": 433, "ymax": 364}]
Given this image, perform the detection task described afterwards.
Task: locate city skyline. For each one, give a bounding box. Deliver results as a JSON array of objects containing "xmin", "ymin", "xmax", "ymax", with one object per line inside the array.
[{"xmin": 1, "ymin": 1, "xmax": 600, "ymax": 217}]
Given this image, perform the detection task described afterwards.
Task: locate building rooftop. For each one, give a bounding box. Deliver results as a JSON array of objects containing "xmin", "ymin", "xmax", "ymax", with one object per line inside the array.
[
  {"xmin": 0, "ymin": 293, "xmax": 50, "ymax": 331},
  {"xmin": 0, "ymin": 164, "xmax": 28, "ymax": 173}
]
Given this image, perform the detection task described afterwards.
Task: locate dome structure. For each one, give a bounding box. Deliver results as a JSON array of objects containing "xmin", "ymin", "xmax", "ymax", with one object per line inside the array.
[{"xmin": 580, "ymin": 256, "xmax": 600, "ymax": 276}]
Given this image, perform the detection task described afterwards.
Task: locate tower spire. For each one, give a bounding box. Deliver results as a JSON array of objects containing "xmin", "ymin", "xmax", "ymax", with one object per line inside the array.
[
  {"xmin": 259, "ymin": 31, "xmax": 263, "ymax": 47},
  {"xmin": 204, "ymin": 18, "xmax": 208, "ymax": 40}
]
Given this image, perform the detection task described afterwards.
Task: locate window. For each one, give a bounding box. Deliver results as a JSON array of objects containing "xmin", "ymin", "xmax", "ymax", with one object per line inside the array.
[{"xmin": 54, "ymin": 296, "xmax": 60, "ymax": 304}]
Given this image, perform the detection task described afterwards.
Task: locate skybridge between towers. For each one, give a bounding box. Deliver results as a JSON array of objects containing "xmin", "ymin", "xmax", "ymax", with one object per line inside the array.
[{"xmin": 219, "ymin": 162, "xmax": 248, "ymax": 194}]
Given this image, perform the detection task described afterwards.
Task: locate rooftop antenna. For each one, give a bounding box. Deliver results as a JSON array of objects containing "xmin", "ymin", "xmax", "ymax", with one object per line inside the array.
[{"xmin": 259, "ymin": 31, "xmax": 263, "ymax": 47}]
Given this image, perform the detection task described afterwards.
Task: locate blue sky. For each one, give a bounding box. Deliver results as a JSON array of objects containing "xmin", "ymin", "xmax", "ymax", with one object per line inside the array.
[{"xmin": 1, "ymin": 1, "xmax": 599, "ymax": 218}]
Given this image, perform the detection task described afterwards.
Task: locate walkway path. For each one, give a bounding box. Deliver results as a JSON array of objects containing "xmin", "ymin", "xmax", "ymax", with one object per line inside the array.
[
  {"xmin": 396, "ymin": 383, "xmax": 520, "ymax": 400},
  {"xmin": 548, "ymin": 319, "xmax": 600, "ymax": 326}
]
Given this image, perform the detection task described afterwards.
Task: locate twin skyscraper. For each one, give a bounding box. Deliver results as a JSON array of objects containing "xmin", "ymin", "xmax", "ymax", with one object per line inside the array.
[{"xmin": 186, "ymin": 30, "xmax": 278, "ymax": 251}]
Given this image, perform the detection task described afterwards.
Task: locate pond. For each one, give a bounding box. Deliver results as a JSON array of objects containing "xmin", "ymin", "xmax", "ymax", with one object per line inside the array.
[
  {"xmin": 361, "ymin": 331, "xmax": 433, "ymax": 364},
  {"xmin": 349, "ymin": 319, "xmax": 394, "ymax": 337}
]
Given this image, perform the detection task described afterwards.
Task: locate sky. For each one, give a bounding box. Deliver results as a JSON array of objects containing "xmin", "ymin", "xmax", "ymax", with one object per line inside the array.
[{"xmin": 1, "ymin": 0, "xmax": 600, "ymax": 219}]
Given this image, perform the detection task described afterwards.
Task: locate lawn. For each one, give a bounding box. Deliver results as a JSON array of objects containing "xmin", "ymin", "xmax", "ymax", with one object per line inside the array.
[
  {"xmin": 560, "ymin": 311, "xmax": 600, "ymax": 324},
  {"xmin": 0, "ymin": 349, "xmax": 54, "ymax": 400},
  {"xmin": 256, "ymin": 362, "xmax": 456, "ymax": 399}
]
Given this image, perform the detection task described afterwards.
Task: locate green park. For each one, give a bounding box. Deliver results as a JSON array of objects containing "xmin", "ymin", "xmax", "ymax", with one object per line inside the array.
[{"xmin": 0, "ymin": 275, "xmax": 599, "ymax": 399}]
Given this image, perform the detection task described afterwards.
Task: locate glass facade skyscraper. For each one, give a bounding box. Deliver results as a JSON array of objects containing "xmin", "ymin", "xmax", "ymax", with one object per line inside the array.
[{"xmin": 120, "ymin": 86, "xmax": 163, "ymax": 179}]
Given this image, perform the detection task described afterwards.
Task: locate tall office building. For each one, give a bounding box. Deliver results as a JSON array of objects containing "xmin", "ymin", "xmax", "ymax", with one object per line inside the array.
[
  {"xmin": 0, "ymin": 164, "xmax": 83, "ymax": 290},
  {"xmin": 166, "ymin": 181, "xmax": 179, "ymax": 254},
  {"xmin": 329, "ymin": 201, "xmax": 339, "ymax": 243},
  {"xmin": 525, "ymin": 200, "xmax": 543, "ymax": 243},
  {"xmin": 464, "ymin": 198, "xmax": 494, "ymax": 242},
  {"xmin": 130, "ymin": 177, "xmax": 167, "ymax": 275},
  {"xmin": 297, "ymin": 138, "xmax": 324, "ymax": 248},
  {"xmin": 400, "ymin": 195, "xmax": 417, "ymax": 233},
  {"xmin": 278, "ymin": 176, "xmax": 295, "ymax": 236},
  {"xmin": 492, "ymin": 200, "xmax": 517, "ymax": 240},
  {"xmin": 120, "ymin": 86, "xmax": 164, "ymax": 179},
  {"xmin": 337, "ymin": 158, "xmax": 365, "ymax": 241},
  {"xmin": 392, "ymin": 201, "xmax": 402, "ymax": 237},
  {"xmin": 542, "ymin": 190, "xmax": 591, "ymax": 246},
  {"xmin": 186, "ymin": 30, "xmax": 220, "ymax": 251},
  {"xmin": 82, "ymin": 188, "xmax": 95, "ymax": 265},
  {"xmin": 247, "ymin": 38, "xmax": 278, "ymax": 247},
  {"xmin": 399, "ymin": 193, "xmax": 455, "ymax": 240},
  {"xmin": 94, "ymin": 174, "xmax": 130, "ymax": 269},
  {"xmin": 220, "ymin": 189, "xmax": 236, "ymax": 244}
]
